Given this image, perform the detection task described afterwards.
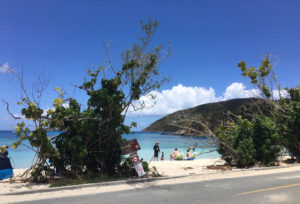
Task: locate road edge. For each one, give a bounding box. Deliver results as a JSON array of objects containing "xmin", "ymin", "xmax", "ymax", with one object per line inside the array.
[{"xmin": 2, "ymin": 164, "xmax": 300, "ymax": 196}]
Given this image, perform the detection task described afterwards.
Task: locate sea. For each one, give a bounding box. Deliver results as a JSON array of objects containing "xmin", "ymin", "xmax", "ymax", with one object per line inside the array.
[{"xmin": 0, "ymin": 131, "xmax": 220, "ymax": 169}]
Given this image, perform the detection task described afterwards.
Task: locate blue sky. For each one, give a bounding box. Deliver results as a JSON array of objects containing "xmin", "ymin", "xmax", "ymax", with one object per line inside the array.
[{"xmin": 0, "ymin": 0, "xmax": 300, "ymax": 130}]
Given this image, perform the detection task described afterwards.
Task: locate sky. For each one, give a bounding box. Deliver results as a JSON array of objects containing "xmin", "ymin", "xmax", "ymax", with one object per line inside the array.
[{"xmin": 0, "ymin": 0, "xmax": 300, "ymax": 130}]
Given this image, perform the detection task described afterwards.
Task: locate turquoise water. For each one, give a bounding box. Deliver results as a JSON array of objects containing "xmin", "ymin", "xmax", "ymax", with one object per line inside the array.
[{"xmin": 0, "ymin": 131, "xmax": 220, "ymax": 168}]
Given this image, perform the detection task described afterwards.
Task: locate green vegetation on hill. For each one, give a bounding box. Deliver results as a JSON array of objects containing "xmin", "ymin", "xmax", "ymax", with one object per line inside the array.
[{"xmin": 143, "ymin": 98, "xmax": 271, "ymax": 134}]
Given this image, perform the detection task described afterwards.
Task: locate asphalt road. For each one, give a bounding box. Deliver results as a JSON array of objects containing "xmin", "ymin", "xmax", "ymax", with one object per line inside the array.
[{"xmin": 18, "ymin": 170, "xmax": 300, "ymax": 204}]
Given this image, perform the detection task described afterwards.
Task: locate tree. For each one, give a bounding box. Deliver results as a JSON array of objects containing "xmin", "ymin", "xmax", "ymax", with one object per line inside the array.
[
  {"xmin": 216, "ymin": 115, "xmax": 280, "ymax": 167},
  {"xmin": 238, "ymin": 53, "xmax": 281, "ymax": 100},
  {"xmin": 5, "ymin": 18, "xmax": 170, "ymax": 180},
  {"xmin": 237, "ymin": 54, "xmax": 300, "ymax": 163}
]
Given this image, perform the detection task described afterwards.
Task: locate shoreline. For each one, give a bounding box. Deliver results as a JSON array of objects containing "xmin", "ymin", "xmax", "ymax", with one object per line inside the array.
[{"xmin": 141, "ymin": 130, "xmax": 208, "ymax": 137}]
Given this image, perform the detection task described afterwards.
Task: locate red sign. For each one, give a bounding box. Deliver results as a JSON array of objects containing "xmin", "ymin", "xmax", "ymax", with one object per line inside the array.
[{"xmin": 120, "ymin": 138, "xmax": 141, "ymax": 155}]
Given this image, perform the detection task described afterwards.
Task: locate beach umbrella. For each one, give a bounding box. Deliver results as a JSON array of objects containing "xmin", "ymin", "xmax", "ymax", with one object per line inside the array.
[{"xmin": 0, "ymin": 153, "xmax": 13, "ymax": 180}]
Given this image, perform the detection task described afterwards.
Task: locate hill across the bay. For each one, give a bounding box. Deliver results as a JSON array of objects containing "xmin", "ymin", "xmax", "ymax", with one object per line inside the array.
[{"xmin": 143, "ymin": 98, "xmax": 271, "ymax": 135}]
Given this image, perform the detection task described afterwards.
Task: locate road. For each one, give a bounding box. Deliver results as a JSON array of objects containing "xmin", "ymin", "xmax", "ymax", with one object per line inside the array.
[{"xmin": 19, "ymin": 170, "xmax": 300, "ymax": 204}]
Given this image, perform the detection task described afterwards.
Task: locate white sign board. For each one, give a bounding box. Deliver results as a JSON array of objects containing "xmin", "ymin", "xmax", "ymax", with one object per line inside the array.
[{"xmin": 134, "ymin": 163, "xmax": 146, "ymax": 177}]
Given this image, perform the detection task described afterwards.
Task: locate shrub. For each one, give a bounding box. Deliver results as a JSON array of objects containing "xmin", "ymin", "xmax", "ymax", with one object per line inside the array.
[
  {"xmin": 217, "ymin": 115, "xmax": 281, "ymax": 167},
  {"xmin": 142, "ymin": 161, "xmax": 150, "ymax": 172},
  {"xmin": 31, "ymin": 165, "xmax": 52, "ymax": 183},
  {"xmin": 236, "ymin": 137, "xmax": 256, "ymax": 167},
  {"xmin": 118, "ymin": 158, "xmax": 149, "ymax": 176},
  {"xmin": 252, "ymin": 115, "xmax": 281, "ymax": 165},
  {"xmin": 283, "ymin": 102, "xmax": 300, "ymax": 160},
  {"xmin": 279, "ymin": 88, "xmax": 300, "ymax": 160},
  {"xmin": 118, "ymin": 157, "xmax": 136, "ymax": 176},
  {"xmin": 217, "ymin": 117, "xmax": 256, "ymax": 167}
]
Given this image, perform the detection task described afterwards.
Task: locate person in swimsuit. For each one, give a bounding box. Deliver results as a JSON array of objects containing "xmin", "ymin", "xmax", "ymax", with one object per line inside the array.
[
  {"xmin": 186, "ymin": 149, "xmax": 192, "ymax": 159},
  {"xmin": 170, "ymin": 148, "xmax": 179, "ymax": 160}
]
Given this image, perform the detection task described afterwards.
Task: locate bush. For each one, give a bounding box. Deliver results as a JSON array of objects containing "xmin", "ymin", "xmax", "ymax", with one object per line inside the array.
[
  {"xmin": 118, "ymin": 158, "xmax": 149, "ymax": 176},
  {"xmin": 217, "ymin": 115, "xmax": 281, "ymax": 167},
  {"xmin": 279, "ymin": 89, "xmax": 300, "ymax": 160},
  {"xmin": 118, "ymin": 157, "xmax": 136, "ymax": 176},
  {"xmin": 31, "ymin": 164, "xmax": 53, "ymax": 183},
  {"xmin": 142, "ymin": 161, "xmax": 149, "ymax": 172},
  {"xmin": 236, "ymin": 137, "xmax": 256, "ymax": 167},
  {"xmin": 217, "ymin": 117, "xmax": 256, "ymax": 167},
  {"xmin": 284, "ymin": 103, "xmax": 300, "ymax": 160},
  {"xmin": 252, "ymin": 115, "xmax": 281, "ymax": 165}
]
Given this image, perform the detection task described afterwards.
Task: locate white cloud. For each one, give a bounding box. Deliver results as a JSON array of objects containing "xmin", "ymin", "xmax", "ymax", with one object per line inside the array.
[
  {"xmin": 272, "ymin": 89, "xmax": 288, "ymax": 99},
  {"xmin": 0, "ymin": 62, "xmax": 11, "ymax": 73},
  {"xmin": 222, "ymin": 82, "xmax": 260, "ymax": 100},
  {"xmin": 128, "ymin": 84, "xmax": 221, "ymax": 116}
]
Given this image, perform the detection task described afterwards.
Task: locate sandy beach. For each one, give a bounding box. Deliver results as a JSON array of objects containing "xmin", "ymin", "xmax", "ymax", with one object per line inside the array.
[{"xmin": 149, "ymin": 158, "xmax": 225, "ymax": 176}]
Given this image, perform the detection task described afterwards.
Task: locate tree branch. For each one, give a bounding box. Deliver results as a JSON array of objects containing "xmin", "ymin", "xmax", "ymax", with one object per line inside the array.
[{"xmin": 2, "ymin": 99, "xmax": 22, "ymax": 119}]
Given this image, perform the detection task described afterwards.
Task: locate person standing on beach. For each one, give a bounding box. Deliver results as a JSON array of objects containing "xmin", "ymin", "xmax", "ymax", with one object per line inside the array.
[{"xmin": 153, "ymin": 142, "xmax": 160, "ymax": 161}]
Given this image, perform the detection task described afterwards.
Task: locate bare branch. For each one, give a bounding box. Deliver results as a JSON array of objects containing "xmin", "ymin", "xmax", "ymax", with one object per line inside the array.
[
  {"xmin": 157, "ymin": 40, "xmax": 172, "ymax": 62},
  {"xmin": 2, "ymin": 99, "xmax": 22, "ymax": 119}
]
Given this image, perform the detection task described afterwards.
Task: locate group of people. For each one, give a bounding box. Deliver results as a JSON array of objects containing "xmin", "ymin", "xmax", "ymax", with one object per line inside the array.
[{"xmin": 153, "ymin": 142, "xmax": 197, "ymax": 161}]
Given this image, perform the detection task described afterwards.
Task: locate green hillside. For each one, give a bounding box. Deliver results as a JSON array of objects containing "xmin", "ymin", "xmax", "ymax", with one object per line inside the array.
[{"xmin": 143, "ymin": 98, "xmax": 271, "ymax": 135}]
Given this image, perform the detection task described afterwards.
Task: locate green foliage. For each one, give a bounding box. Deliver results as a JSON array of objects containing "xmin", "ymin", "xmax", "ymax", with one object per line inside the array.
[
  {"xmin": 238, "ymin": 54, "xmax": 275, "ymax": 99},
  {"xmin": 50, "ymin": 172, "xmax": 123, "ymax": 188},
  {"xmin": 117, "ymin": 158, "xmax": 149, "ymax": 177},
  {"xmin": 286, "ymin": 86, "xmax": 300, "ymax": 102},
  {"xmin": 118, "ymin": 157, "xmax": 138, "ymax": 176},
  {"xmin": 142, "ymin": 161, "xmax": 149, "ymax": 172},
  {"xmin": 237, "ymin": 55, "xmax": 300, "ymax": 164},
  {"xmin": 217, "ymin": 117, "xmax": 256, "ymax": 167},
  {"xmin": 217, "ymin": 115, "xmax": 280, "ymax": 167},
  {"xmin": 31, "ymin": 165, "xmax": 53, "ymax": 183},
  {"xmin": 252, "ymin": 116, "xmax": 281, "ymax": 164},
  {"xmin": 278, "ymin": 87, "xmax": 300, "ymax": 160},
  {"xmin": 235, "ymin": 136, "xmax": 256, "ymax": 167}
]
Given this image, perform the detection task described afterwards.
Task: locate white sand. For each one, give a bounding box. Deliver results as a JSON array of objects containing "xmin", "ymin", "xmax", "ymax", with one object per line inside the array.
[
  {"xmin": 0, "ymin": 169, "xmax": 50, "ymax": 196},
  {"xmin": 1, "ymin": 158, "xmax": 300, "ymax": 204},
  {"xmin": 149, "ymin": 158, "xmax": 225, "ymax": 176}
]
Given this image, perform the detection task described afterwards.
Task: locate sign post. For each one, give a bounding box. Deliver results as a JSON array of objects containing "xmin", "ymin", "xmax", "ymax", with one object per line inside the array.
[{"xmin": 120, "ymin": 139, "xmax": 146, "ymax": 177}]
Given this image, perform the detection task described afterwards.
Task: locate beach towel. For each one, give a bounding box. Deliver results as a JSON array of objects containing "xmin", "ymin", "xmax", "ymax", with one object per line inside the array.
[{"xmin": 175, "ymin": 155, "xmax": 183, "ymax": 160}]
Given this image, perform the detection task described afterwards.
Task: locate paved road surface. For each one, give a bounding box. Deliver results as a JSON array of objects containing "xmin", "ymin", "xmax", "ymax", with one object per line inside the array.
[{"xmin": 19, "ymin": 170, "xmax": 300, "ymax": 204}]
